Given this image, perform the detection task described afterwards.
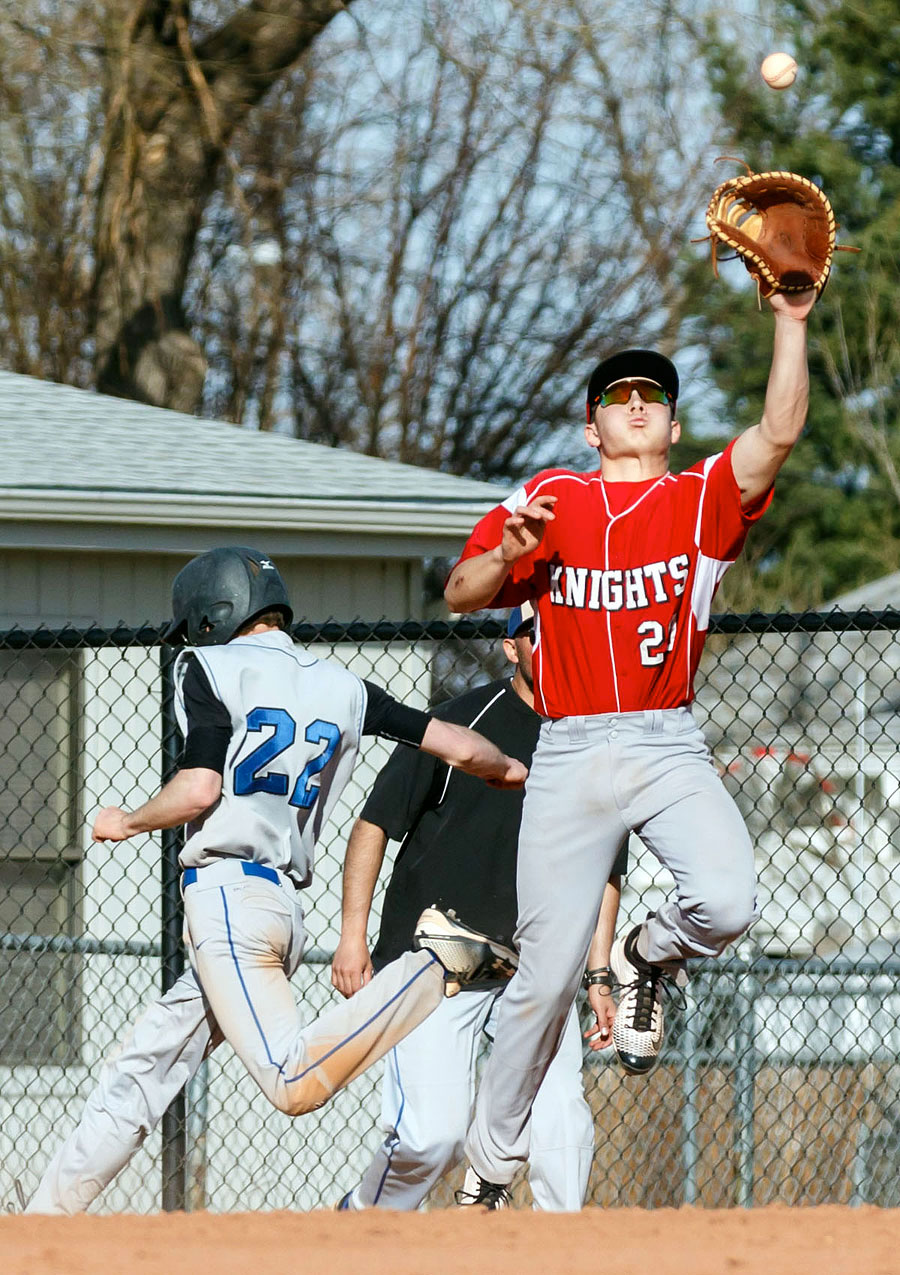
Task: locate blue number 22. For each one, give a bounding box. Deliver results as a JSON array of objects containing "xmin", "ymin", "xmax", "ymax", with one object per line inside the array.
[{"xmin": 233, "ymin": 708, "xmax": 340, "ymax": 811}]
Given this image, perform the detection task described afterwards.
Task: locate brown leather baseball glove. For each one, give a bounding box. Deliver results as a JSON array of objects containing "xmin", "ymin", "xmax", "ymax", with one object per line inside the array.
[{"xmin": 702, "ymin": 164, "xmax": 856, "ymax": 297}]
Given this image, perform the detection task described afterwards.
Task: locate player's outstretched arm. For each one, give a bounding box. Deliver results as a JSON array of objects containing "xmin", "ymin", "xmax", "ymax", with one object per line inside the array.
[
  {"xmin": 444, "ymin": 494, "xmax": 557, "ymax": 613},
  {"xmin": 420, "ymin": 718, "xmax": 527, "ymax": 789},
  {"xmin": 332, "ymin": 817, "xmax": 387, "ymax": 998},
  {"xmin": 584, "ymin": 873, "xmax": 622, "ymax": 1053},
  {"xmin": 91, "ymin": 768, "xmax": 223, "ymax": 841},
  {"xmin": 730, "ymin": 288, "xmax": 816, "ymax": 506}
]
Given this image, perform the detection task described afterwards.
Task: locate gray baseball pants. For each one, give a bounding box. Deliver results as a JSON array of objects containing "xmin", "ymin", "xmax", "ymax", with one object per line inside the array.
[
  {"xmin": 26, "ymin": 860, "xmax": 445, "ymax": 1214},
  {"xmin": 348, "ymin": 991, "xmax": 592, "ymax": 1211},
  {"xmin": 465, "ymin": 707, "xmax": 756, "ymax": 1186}
]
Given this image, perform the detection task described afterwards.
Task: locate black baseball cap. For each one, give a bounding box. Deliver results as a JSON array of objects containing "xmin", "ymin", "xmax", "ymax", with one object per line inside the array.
[{"xmin": 586, "ymin": 349, "xmax": 679, "ymax": 421}]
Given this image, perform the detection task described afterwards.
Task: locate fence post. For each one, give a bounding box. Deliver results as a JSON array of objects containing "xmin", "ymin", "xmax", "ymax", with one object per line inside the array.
[
  {"xmin": 681, "ymin": 980, "xmax": 700, "ymax": 1204},
  {"xmin": 733, "ymin": 966, "xmax": 759, "ymax": 1207},
  {"xmin": 159, "ymin": 645, "xmax": 186, "ymax": 1211},
  {"xmin": 186, "ymin": 1060, "xmax": 210, "ymax": 1212}
]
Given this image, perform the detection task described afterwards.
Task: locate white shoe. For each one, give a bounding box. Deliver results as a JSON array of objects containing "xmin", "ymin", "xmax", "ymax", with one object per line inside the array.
[
  {"xmin": 455, "ymin": 1166, "xmax": 510, "ymax": 1210},
  {"xmin": 412, "ymin": 906, "xmax": 518, "ymax": 997},
  {"xmin": 610, "ymin": 924, "xmax": 667, "ymax": 1075}
]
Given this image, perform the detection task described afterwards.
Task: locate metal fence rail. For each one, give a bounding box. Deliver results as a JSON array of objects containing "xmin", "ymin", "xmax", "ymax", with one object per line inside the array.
[{"xmin": 1, "ymin": 610, "xmax": 900, "ymax": 1212}]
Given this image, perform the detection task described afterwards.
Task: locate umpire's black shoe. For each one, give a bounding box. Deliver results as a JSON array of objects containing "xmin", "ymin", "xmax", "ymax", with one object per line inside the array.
[
  {"xmin": 455, "ymin": 1166, "xmax": 510, "ymax": 1210},
  {"xmin": 610, "ymin": 924, "xmax": 676, "ymax": 1076}
]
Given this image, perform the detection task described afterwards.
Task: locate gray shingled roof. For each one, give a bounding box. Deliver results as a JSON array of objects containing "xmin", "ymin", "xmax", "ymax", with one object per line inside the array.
[
  {"xmin": 0, "ymin": 371, "xmax": 506, "ymax": 545},
  {"xmin": 0, "ymin": 371, "xmax": 499, "ymax": 501}
]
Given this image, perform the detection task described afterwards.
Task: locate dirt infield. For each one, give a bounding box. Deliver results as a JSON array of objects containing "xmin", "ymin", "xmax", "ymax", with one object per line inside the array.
[{"xmin": 2, "ymin": 1205, "xmax": 898, "ymax": 1275}]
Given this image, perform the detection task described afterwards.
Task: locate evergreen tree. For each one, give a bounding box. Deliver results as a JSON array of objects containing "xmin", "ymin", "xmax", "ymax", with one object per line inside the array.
[{"xmin": 685, "ymin": 1, "xmax": 900, "ymax": 609}]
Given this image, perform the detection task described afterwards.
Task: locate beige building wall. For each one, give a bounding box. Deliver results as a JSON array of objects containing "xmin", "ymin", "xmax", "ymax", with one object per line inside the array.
[{"xmin": 0, "ymin": 550, "xmax": 424, "ymax": 627}]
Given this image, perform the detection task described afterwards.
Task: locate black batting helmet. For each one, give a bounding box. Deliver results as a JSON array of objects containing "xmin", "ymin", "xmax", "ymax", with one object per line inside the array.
[{"xmin": 164, "ymin": 547, "xmax": 293, "ymax": 646}]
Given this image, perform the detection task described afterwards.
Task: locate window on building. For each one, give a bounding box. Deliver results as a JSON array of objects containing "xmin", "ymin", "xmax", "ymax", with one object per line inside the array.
[{"xmin": 0, "ymin": 648, "xmax": 82, "ymax": 1065}]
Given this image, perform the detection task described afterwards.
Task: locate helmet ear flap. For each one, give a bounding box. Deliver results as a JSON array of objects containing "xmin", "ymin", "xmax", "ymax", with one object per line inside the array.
[{"xmin": 193, "ymin": 602, "xmax": 235, "ymax": 645}]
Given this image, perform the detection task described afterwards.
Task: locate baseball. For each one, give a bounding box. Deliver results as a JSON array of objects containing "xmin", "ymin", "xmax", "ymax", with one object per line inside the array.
[{"xmin": 761, "ymin": 52, "xmax": 798, "ymax": 90}]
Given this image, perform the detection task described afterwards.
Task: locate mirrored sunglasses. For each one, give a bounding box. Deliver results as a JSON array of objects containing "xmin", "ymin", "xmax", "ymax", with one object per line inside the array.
[{"xmin": 598, "ymin": 380, "xmax": 673, "ymax": 409}]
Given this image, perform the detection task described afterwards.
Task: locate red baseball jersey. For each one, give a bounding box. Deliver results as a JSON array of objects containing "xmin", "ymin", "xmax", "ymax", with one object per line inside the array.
[{"xmin": 455, "ymin": 441, "xmax": 772, "ymax": 717}]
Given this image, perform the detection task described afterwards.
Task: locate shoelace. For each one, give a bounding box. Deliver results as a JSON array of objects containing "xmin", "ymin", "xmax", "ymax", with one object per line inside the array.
[
  {"xmin": 455, "ymin": 1180, "xmax": 510, "ymax": 1208},
  {"xmin": 622, "ymin": 967, "xmax": 687, "ymax": 1032}
]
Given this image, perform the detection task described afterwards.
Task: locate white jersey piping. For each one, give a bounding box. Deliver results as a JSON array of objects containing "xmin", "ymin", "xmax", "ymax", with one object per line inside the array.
[
  {"xmin": 435, "ymin": 685, "xmax": 507, "ymax": 806},
  {"xmin": 598, "ymin": 472, "xmax": 672, "ymax": 713},
  {"xmin": 685, "ymin": 452, "xmax": 725, "ymax": 682}
]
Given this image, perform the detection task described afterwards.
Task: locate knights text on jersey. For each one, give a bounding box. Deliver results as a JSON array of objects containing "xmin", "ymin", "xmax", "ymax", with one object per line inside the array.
[
  {"xmin": 173, "ymin": 630, "xmax": 366, "ymax": 887},
  {"xmin": 455, "ymin": 440, "xmax": 772, "ymax": 716}
]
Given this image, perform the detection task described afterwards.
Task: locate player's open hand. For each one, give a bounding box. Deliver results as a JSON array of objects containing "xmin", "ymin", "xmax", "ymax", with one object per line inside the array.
[
  {"xmin": 331, "ymin": 935, "xmax": 374, "ymax": 998},
  {"xmin": 501, "ymin": 494, "xmax": 557, "ymax": 563},
  {"xmin": 766, "ymin": 288, "xmax": 817, "ymax": 322},
  {"xmin": 91, "ymin": 806, "xmax": 133, "ymax": 842},
  {"xmin": 584, "ymin": 984, "xmax": 616, "ymax": 1052}
]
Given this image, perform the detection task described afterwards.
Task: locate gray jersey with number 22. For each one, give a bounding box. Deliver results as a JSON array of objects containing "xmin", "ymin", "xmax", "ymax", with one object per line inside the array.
[{"xmin": 174, "ymin": 630, "xmax": 366, "ymax": 887}]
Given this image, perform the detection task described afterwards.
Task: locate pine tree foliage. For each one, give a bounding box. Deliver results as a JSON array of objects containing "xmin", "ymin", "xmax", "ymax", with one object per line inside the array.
[{"xmin": 685, "ymin": 0, "xmax": 900, "ymax": 609}]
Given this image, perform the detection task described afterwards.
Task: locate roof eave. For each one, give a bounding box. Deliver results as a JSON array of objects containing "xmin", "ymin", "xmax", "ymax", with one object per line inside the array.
[{"xmin": 0, "ymin": 489, "xmax": 496, "ymax": 556}]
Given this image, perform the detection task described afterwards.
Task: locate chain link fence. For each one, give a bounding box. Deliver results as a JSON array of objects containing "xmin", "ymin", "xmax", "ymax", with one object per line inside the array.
[{"xmin": 2, "ymin": 611, "xmax": 900, "ymax": 1212}]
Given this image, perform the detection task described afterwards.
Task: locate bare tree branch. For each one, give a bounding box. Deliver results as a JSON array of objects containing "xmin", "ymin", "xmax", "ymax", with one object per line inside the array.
[{"xmin": 91, "ymin": 0, "xmax": 354, "ymax": 409}]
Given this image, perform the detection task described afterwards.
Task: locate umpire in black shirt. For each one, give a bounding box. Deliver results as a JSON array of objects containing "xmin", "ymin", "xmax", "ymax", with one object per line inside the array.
[{"xmin": 332, "ymin": 604, "xmax": 626, "ymax": 1210}]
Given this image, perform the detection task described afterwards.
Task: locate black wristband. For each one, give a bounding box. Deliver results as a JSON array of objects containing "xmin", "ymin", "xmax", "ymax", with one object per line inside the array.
[{"xmin": 583, "ymin": 966, "xmax": 615, "ymax": 991}]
